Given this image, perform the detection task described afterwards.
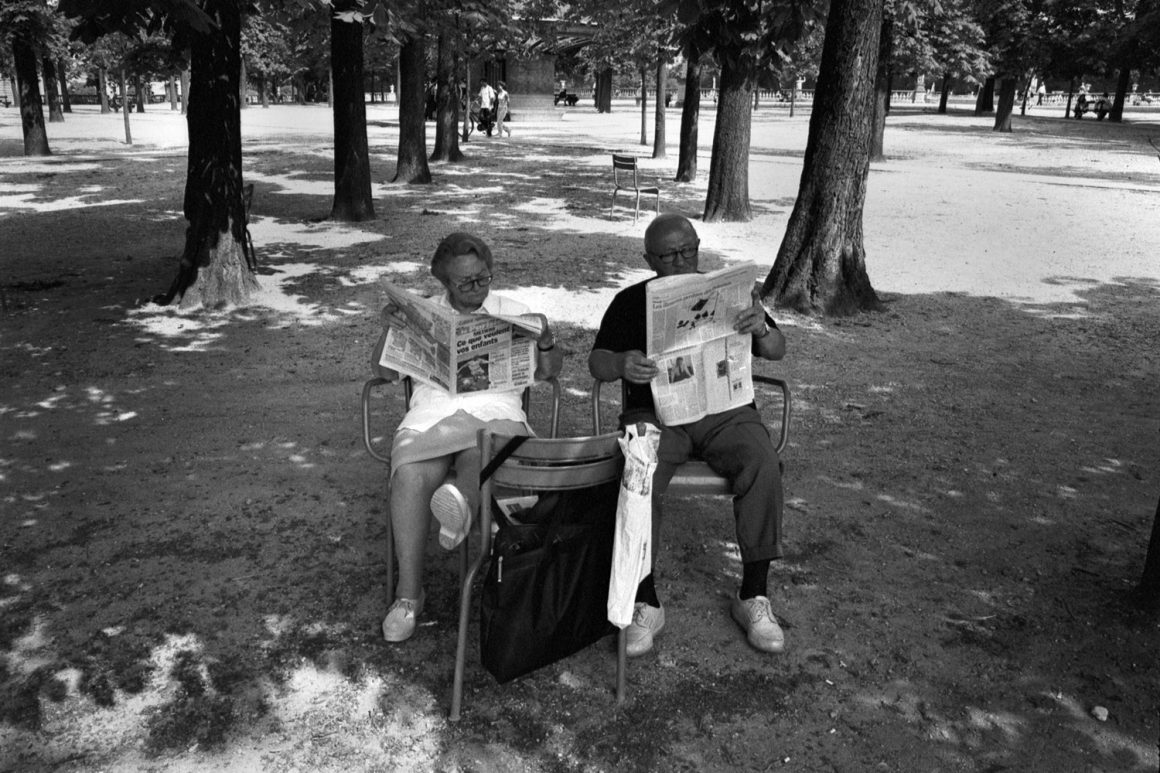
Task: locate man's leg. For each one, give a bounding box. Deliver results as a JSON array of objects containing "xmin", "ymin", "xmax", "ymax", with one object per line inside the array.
[{"xmin": 693, "ymin": 406, "xmax": 786, "ymax": 653}]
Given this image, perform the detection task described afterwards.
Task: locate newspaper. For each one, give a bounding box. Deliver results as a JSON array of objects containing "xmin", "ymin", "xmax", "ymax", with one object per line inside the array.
[
  {"xmin": 376, "ymin": 283, "xmax": 543, "ymax": 395},
  {"xmin": 645, "ymin": 262, "xmax": 760, "ymax": 425}
]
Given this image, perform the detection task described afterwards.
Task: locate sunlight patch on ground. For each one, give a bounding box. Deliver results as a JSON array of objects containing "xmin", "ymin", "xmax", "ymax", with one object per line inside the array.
[
  {"xmin": 0, "ymin": 191, "xmax": 144, "ymax": 212},
  {"xmin": 506, "ymin": 271, "xmax": 652, "ymax": 328},
  {"xmin": 0, "ymin": 161, "xmax": 105, "ymax": 174},
  {"xmin": 247, "ymin": 217, "xmax": 386, "ymax": 250},
  {"xmin": 127, "ymin": 261, "xmax": 403, "ymax": 343},
  {"xmin": 342, "ymin": 262, "xmax": 425, "ymax": 286}
]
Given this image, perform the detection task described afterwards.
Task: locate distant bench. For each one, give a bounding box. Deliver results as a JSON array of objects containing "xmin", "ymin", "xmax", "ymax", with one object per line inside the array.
[{"xmin": 0, "ymin": 97, "xmax": 11, "ymax": 108}]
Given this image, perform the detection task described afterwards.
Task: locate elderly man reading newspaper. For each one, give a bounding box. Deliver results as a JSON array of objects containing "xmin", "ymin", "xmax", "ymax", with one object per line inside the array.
[{"xmin": 589, "ymin": 213, "xmax": 788, "ymax": 656}]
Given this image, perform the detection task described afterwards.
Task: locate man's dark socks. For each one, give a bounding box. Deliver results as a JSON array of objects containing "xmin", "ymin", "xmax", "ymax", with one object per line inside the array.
[
  {"xmin": 634, "ymin": 574, "xmax": 660, "ymax": 607},
  {"xmin": 740, "ymin": 560, "xmax": 771, "ymax": 600}
]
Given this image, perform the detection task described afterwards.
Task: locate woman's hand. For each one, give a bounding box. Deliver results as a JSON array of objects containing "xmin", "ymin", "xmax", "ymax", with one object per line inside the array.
[{"xmin": 381, "ymin": 302, "xmax": 409, "ymax": 330}]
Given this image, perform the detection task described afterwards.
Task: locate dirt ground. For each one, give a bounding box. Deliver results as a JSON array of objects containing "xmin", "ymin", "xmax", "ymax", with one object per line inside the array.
[{"xmin": 2, "ymin": 101, "xmax": 1159, "ymax": 772}]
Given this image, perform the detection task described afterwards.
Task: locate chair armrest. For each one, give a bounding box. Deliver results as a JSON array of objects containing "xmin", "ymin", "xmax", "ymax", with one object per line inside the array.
[
  {"xmin": 362, "ymin": 376, "xmax": 397, "ymax": 464},
  {"xmin": 591, "ymin": 374, "xmax": 791, "ymax": 455},
  {"xmin": 539, "ymin": 376, "xmax": 561, "ymax": 439},
  {"xmin": 753, "ymin": 375, "xmax": 791, "ymax": 455}
]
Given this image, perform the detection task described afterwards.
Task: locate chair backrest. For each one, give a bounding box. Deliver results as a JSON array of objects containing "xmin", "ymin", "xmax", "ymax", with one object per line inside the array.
[
  {"xmin": 478, "ymin": 430, "xmax": 623, "ymax": 499},
  {"xmin": 612, "ymin": 154, "xmax": 640, "ymax": 188}
]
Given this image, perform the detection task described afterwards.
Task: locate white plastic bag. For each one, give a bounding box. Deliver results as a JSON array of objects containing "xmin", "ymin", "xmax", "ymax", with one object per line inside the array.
[{"xmin": 607, "ymin": 422, "xmax": 661, "ymax": 628}]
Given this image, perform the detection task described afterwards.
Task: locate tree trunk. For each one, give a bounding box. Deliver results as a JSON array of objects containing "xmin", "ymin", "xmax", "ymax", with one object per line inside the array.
[
  {"xmin": 180, "ymin": 66, "xmax": 190, "ymax": 114},
  {"xmin": 155, "ymin": 0, "xmax": 256, "ymax": 308},
  {"xmin": 260, "ymin": 74, "xmax": 269, "ymax": 108},
  {"xmin": 42, "ymin": 57, "xmax": 63, "ymax": 122},
  {"xmin": 870, "ymin": 11, "xmax": 893, "ymax": 161},
  {"xmin": 1133, "ymin": 495, "xmax": 1160, "ymax": 613},
  {"xmin": 1110, "ymin": 65, "xmax": 1130, "ymax": 122},
  {"xmin": 639, "ymin": 68, "xmax": 648, "ymax": 146},
  {"xmin": 974, "ymin": 75, "xmax": 994, "ymax": 114},
  {"xmin": 169, "ymin": 75, "xmax": 179, "ymax": 110},
  {"xmin": 119, "ymin": 68, "xmax": 132, "ymax": 144},
  {"xmin": 98, "ymin": 68, "xmax": 111, "ymax": 113},
  {"xmin": 675, "ymin": 39, "xmax": 701, "ymax": 182},
  {"xmin": 240, "ymin": 57, "xmax": 248, "ymax": 109},
  {"xmin": 57, "ymin": 60, "xmax": 72, "ymax": 113},
  {"xmin": 394, "ymin": 36, "xmax": 431, "ymax": 184},
  {"xmin": 993, "ymin": 76, "xmax": 1016, "ymax": 132},
  {"xmin": 938, "ymin": 72, "xmax": 949, "ymax": 114},
  {"xmin": 1065, "ymin": 77, "xmax": 1075, "ymax": 119},
  {"xmin": 461, "ymin": 54, "xmax": 472, "ymax": 143},
  {"xmin": 702, "ymin": 48, "xmax": 754, "ymax": 223},
  {"xmin": 596, "ymin": 68, "xmax": 612, "ymax": 113},
  {"xmin": 765, "ymin": 0, "xmax": 882, "ymax": 315},
  {"xmin": 330, "ymin": 2, "xmax": 376, "ymax": 220},
  {"xmin": 431, "ymin": 30, "xmax": 464, "ymax": 162},
  {"xmin": 653, "ymin": 48, "xmax": 667, "ymax": 159},
  {"xmin": 13, "ymin": 39, "xmax": 50, "ymax": 156},
  {"xmin": 134, "ymin": 74, "xmax": 146, "ymax": 112}
]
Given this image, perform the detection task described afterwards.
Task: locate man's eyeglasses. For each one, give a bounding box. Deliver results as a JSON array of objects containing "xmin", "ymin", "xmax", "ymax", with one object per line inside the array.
[
  {"xmin": 650, "ymin": 241, "xmax": 700, "ymax": 265},
  {"xmin": 453, "ymin": 274, "xmax": 493, "ymax": 291}
]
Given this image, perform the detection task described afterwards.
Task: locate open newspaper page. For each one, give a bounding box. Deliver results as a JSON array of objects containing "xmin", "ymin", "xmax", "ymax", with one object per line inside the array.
[
  {"xmin": 645, "ymin": 263, "xmax": 759, "ymax": 425},
  {"xmin": 377, "ymin": 283, "xmax": 542, "ymax": 396}
]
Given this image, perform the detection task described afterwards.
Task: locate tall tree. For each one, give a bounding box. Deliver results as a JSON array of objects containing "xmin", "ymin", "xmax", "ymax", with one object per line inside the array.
[
  {"xmin": 652, "ymin": 42, "xmax": 668, "ymax": 159},
  {"xmin": 330, "ymin": 0, "xmax": 376, "ymax": 219},
  {"xmin": 394, "ymin": 33, "xmax": 431, "ymax": 183},
  {"xmin": 675, "ymin": 36, "xmax": 702, "ymax": 182},
  {"xmin": 430, "ymin": 28, "xmax": 464, "ymax": 162},
  {"xmin": 685, "ymin": 0, "xmax": 819, "ymax": 222},
  {"xmin": 2, "ymin": 0, "xmax": 53, "ymax": 156},
  {"xmin": 869, "ymin": 8, "xmax": 893, "ymax": 161},
  {"xmin": 765, "ymin": 0, "xmax": 883, "ymax": 315},
  {"xmin": 63, "ymin": 0, "xmax": 258, "ymax": 308}
]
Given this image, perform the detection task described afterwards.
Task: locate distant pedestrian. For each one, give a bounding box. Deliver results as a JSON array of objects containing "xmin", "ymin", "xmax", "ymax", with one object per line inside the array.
[
  {"xmin": 478, "ymin": 81, "xmax": 496, "ymax": 137},
  {"xmin": 1036, "ymin": 82, "xmax": 1046, "ymax": 106},
  {"xmin": 1074, "ymin": 92, "xmax": 1089, "ymax": 119},
  {"xmin": 1095, "ymin": 92, "xmax": 1110, "ymax": 121},
  {"xmin": 495, "ymin": 82, "xmax": 511, "ymax": 138}
]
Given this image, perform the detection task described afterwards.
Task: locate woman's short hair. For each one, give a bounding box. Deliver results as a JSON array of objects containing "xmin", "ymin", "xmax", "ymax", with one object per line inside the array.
[{"xmin": 431, "ymin": 232, "xmax": 494, "ymax": 281}]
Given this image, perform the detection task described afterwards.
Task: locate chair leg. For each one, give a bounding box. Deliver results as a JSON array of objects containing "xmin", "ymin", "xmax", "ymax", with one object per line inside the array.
[
  {"xmin": 633, "ymin": 191, "xmax": 640, "ymax": 223},
  {"xmin": 609, "ymin": 189, "xmax": 617, "ymax": 220},
  {"xmin": 384, "ymin": 480, "xmax": 395, "ymax": 607},
  {"xmin": 616, "ymin": 628, "xmax": 627, "ymax": 705}
]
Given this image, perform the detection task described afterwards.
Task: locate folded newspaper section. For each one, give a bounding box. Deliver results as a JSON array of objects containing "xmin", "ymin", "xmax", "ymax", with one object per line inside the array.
[
  {"xmin": 645, "ymin": 262, "xmax": 760, "ymax": 426},
  {"xmin": 377, "ymin": 283, "xmax": 543, "ymax": 396}
]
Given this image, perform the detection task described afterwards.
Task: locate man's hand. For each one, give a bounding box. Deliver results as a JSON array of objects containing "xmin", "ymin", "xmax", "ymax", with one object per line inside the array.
[
  {"xmin": 733, "ymin": 285, "xmax": 770, "ymax": 338},
  {"xmin": 620, "ymin": 350, "xmax": 659, "ymax": 384}
]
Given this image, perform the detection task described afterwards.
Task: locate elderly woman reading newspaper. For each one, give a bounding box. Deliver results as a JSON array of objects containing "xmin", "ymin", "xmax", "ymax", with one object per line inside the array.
[{"xmin": 373, "ymin": 232, "xmax": 563, "ymax": 643}]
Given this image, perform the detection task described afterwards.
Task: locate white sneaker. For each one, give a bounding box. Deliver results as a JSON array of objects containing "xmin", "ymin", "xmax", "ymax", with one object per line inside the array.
[
  {"xmin": 430, "ymin": 483, "xmax": 472, "ymax": 550},
  {"xmin": 730, "ymin": 595, "xmax": 785, "ymax": 653},
  {"xmin": 625, "ymin": 603, "xmax": 665, "ymax": 657},
  {"xmin": 382, "ymin": 591, "xmax": 425, "ymax": 642}
]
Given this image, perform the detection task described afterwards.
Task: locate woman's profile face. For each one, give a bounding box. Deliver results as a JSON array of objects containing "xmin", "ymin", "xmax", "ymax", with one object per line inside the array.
[{"xmin": 440, "ymin": 252, "xmax": 492, "ymax": 312}]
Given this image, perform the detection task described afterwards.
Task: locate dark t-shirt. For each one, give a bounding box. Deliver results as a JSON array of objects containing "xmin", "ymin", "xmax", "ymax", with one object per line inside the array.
[{"xmin": 591, "ymin": 276, "xmax": 778, "ymax": 414}]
